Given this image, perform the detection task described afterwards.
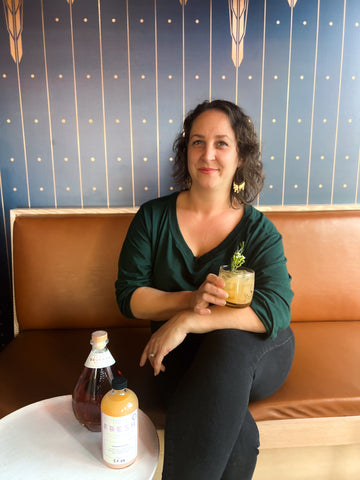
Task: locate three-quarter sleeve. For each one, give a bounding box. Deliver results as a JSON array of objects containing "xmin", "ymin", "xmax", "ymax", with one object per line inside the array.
[
  {"xmin": 243, "ymin": 214, "xmax": 293, "ymax": 338},
  {"xmin": 115, "ymin": 205, "xmax": 153, "ymax": 319}
]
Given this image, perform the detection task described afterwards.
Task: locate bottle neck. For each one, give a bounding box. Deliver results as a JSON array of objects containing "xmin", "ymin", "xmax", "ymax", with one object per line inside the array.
[
  {"xmin": 85, "ymin": 339, "xmax": 115, "ymax": 369},
  {"xmin": 91, "ymin": 339, "xmax": 108, "ymax": 351}
]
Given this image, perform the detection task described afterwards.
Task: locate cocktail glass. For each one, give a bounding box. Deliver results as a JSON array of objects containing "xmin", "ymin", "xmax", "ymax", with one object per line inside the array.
[{"xmin": 219, "ymin": 266, "xmax": 255, "ymax": 308}]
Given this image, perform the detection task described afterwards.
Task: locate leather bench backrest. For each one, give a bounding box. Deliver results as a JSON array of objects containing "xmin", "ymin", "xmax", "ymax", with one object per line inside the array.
[
  {"xmin": 12, "ymin": 213, "xmax": 147, "ymax": 331},
  {"xmin": 266, "ymin": 210, "xmax": 360, "ymax": 322},
  {"xmin": 12, "ymin": 208, "xmax": 360, "ymax": 331}
]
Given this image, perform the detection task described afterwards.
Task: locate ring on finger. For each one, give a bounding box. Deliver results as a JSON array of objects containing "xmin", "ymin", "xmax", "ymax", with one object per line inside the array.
[{"xmin": 149, "ymin": 353, "xmax": 155, "ymax": 358}]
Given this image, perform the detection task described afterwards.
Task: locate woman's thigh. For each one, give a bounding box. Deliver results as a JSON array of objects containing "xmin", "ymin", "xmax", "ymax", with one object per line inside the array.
[{"xmin": 157, "ymin": 326, "xmax": 295, "ymax": 406}]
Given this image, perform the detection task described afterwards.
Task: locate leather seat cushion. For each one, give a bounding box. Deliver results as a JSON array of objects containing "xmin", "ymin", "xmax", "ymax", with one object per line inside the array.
[
  {"xmin": 250, "ymin": 321, "xmax": 360, "ymax": 421},
  {"xmin": 1, "ymin": 321, "xmax": 359, "ymax": 428}
]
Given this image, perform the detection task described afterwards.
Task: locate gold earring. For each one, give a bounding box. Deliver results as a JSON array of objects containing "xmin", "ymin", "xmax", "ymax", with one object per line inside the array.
[{"xmin": 233, "ymin": 181, "xmax": 245, "ymax": 193}]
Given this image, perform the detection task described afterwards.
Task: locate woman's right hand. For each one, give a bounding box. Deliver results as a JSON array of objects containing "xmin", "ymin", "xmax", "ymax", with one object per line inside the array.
[{"xmin": 192, "ymin": 273, "xmax": 228, "ymax": 315}]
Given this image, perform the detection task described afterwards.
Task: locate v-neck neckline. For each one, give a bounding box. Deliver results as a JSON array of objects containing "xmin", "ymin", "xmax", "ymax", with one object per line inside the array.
[{"xmin": 169, "ymin": 192, "xmax": 249, "ymax": 264}]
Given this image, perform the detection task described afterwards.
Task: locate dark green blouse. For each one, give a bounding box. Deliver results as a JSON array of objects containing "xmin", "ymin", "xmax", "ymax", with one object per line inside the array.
[{"xmin": 116, "ymin": 192, "xmax": 293, "ymax": 338}]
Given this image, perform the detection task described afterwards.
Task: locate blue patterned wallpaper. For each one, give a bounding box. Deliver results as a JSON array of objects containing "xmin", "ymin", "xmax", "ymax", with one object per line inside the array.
[{"xmin": 1, "ymin": 0, "xmax": 360, "ymax": 347}]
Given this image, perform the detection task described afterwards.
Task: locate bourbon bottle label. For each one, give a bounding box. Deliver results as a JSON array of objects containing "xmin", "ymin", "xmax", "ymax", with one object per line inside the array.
[{"xmin": 85, "ymin": 350, "xmax": 115, "ymax": 369}]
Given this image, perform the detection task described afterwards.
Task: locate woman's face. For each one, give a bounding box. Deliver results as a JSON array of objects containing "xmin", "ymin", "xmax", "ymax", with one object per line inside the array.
[{"xmin": 187, "ymin": 109, "xmax": 241, "ymax": 193}]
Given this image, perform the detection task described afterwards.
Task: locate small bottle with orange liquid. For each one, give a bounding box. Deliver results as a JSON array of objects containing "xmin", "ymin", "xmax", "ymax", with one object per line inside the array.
[{"xmin": 101, "ymin": 376, "xmax": 138, "ymax": 468}]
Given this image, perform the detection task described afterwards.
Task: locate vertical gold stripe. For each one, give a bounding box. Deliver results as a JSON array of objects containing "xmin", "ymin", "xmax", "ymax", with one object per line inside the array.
[
  {"xmin": 15, "ymin": 45, "xmax": 30, "ymax": 206},
  {"xmin": 356, "ymin": 148, "xmax": 360, "ymax": 203},
  {"xmin": 235, "ymin": 0, "xmax": 239, "ymax": 104},
  {"xmin": 306, "ymin": 0, "xmax": 320, "ymax": 205},
  {"xmin": 69, "ymin": 1, "xmax": 83, "ymax": 207},
  {"xmin": 126, "ymin": 0, "xmax": 135, "ymax": 207},
  {"xmin": 8, "ymin": 0, "xmax": 29, "ymax": 205},
  {"xmin": 182, "ymin": 1, "xmax": 185, "ymax": 120},
  {"xmin": 259, "ymin": 0, "xmax": 266, "ymax": 149},
  {"xmin": 257, "ymin": 0, "xmax": 266, "ymax": 207},
  {"xmin": 40, "ymin": 0, "xmax": 57, "ymax": 208},
  {"xmin": 209, "ymin": 0, "xmax": 212, "ymax": 101},
  {"xmin": 330, "ymin": 0, "xmax": 347, "ymax": 204},
  {"xmin": 97, "ymin": 0, "xmax": 110, "ymax": 207},
  {"xmin": 281, "ymin": 5, "xmax": 294, "ymax": 206},
  {"xmin": 154, "ymin": 0, "xmax": 160, "ymax": 197}
]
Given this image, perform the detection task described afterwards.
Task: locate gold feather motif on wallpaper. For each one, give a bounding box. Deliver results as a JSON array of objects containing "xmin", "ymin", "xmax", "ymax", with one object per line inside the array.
[
  {"xmin": 228, "ymin": 0, "xmax": 298, "ymax": 67},
  {"xmin": 2, "ymin": 0, "xmax": 299, "ymax": 65},
  {"xmin": 3, "ymin": 0, "xmax": 23, "ymax": 63},
  {"xmin": 229, "ymin": 0, "xmax": 249, "ymax": 67}
]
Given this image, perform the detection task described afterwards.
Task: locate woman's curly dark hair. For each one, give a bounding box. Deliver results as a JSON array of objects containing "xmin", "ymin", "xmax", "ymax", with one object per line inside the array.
[{"xmin": 172, "ymin": 99, "xmax": 264, "ymax": 205}]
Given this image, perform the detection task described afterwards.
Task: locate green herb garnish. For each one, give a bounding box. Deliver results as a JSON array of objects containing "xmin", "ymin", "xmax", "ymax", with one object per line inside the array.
[{"xmin": 231, "ymin": 242, "xmax": 246, "ymax": 272}]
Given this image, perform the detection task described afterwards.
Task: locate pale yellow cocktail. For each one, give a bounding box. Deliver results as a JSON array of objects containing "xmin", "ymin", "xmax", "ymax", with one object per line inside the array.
[{"xmin": 219, "ymin": 266, "xmax": 255, "ymax": 308}]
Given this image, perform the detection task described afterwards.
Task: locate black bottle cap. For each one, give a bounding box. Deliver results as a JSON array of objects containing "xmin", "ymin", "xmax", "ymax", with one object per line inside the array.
[{"xmin": 112, "ymin": 376, "xmax": 127, "ymax": 390}]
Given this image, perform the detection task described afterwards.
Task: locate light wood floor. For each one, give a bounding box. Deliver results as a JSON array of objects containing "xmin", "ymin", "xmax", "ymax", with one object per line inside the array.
[{"xmin": 152, "ymin": 430, "xmax": 360, "ymax": 480}]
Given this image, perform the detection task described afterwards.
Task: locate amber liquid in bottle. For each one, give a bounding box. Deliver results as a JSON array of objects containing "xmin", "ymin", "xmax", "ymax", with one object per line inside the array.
[{"xmin": 72, "ymin": 331, "xmax": 121, "ymax": 432}]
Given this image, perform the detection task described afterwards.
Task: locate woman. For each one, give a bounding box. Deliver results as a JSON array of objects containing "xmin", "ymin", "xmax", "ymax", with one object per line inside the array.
[{"xmin": 116, "ymin": 99, "xmax": 295, "ymax": 479}]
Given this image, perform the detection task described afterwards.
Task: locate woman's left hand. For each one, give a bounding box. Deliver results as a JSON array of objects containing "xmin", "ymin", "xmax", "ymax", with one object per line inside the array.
[{"xmin": 139, "ymin": 312, "xmax": 190, "ymax": 376}]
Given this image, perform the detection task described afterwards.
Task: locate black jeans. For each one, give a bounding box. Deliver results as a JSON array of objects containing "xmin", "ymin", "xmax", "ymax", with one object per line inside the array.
[{"xmin": 156, "ymin": 327, "xmax": 295, "ymax": 480}]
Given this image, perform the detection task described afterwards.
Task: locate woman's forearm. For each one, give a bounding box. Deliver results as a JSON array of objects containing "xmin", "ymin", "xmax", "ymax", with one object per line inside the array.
[
  {"xmin": 182, "ymin": 305, "xmax": 267, "ymax": 335},
  {"xmin": 130, "ymin": 287, "xmax": 195, "ymax": 321}
]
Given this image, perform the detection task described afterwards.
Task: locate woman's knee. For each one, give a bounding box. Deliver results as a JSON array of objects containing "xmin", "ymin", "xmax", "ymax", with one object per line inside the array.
[{"xmin": 250, "ymin": 327, "xmax": 295, "ymax": 401}]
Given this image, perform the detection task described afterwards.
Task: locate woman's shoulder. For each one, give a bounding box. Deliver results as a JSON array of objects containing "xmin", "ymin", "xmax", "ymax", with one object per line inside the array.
[
  {"xmin": 243, "ymin": 205, "xmax": 280, "ymax": 235},
  {"xmin": 139, "ymin": 191, "xmax": 179, "ymax": 214},
  {"xmin": 128, "ymin": 192, "xmax": 180, "ymax": 239},
  {"xmin": 135, "ymin": 192, "xmax": 180, "ymax": 226}
]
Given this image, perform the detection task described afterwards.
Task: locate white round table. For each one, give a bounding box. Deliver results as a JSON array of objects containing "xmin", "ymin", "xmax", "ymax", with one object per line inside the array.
[{"xmin": 0, "ymin": 395, "xmax": 159, "ymax": 479}]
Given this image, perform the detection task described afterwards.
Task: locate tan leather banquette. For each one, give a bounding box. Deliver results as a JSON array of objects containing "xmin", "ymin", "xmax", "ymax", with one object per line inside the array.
[{"xmin": 1, "ymin": 206, "xmax": 359, "ymax": 457}]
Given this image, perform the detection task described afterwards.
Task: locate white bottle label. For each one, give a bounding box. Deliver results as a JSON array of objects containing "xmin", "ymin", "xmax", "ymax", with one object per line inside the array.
[
  {"xmin": 84, "ymin": 350, "xmax": 115, "ymax": 369},
  {"xmin": 101, "ymin": 410, "xmax": 138, "ymax": 466}
]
